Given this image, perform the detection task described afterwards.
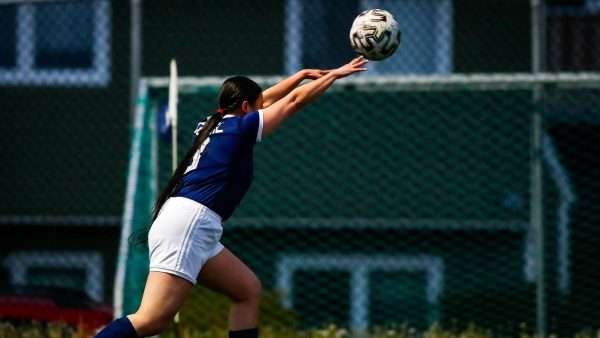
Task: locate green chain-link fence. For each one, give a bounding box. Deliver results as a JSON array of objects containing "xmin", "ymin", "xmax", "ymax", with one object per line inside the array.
[
  {"xmin": 2, "ymin": 0, "xmax": 600, "ymax": 336},
  {"xmin": 119, "ymin": 75, "xmax": 600, "ymax": 336}
]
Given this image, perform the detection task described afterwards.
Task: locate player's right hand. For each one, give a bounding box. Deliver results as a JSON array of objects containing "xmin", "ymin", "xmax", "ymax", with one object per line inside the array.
[{"xmin": 330, "ymin": 56, "xmax": 368, "ymax": 79}]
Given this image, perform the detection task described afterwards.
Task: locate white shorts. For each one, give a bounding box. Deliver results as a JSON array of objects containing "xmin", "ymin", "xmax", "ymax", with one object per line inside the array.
[{"xmin": 148, "ymin": 197, "xmax": 224, "ymax": 284}]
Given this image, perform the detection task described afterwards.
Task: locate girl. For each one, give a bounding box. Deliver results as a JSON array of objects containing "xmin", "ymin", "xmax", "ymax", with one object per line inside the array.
[{"xmin": 96, "ymin": 56, "xmax": 368, "ymax": 338}]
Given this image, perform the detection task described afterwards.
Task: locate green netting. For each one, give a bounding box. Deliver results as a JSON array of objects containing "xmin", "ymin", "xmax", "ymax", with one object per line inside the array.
[
  {"xmin": 158, "ymin": 85, "xmax": 531, "ymax": 222},
  {"xmin": 121, "ymin": 76, "xmax": 600, "ymax": 336}
]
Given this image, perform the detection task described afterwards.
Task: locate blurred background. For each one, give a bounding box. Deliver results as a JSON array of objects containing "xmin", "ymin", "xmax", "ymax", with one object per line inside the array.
[{"xmin": 1, "ymin": 0, "xmax": 600, "ymax": 337}]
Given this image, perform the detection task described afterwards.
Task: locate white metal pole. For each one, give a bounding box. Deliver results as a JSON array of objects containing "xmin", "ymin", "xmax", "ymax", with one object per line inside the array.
[{"xmin": 169, "ymin": 59, "xmax": 178, "ymax": 172}]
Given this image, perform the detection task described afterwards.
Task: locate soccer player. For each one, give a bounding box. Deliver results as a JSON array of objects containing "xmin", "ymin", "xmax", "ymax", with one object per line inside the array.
[{"xmin": 96, "ymin": 56, "xmax": 368, "ymax": 338}]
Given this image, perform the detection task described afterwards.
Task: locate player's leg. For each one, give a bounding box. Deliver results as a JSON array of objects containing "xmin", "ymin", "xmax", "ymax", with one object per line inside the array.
[
  {"xmin": 198, "ymin": 247, "xmax": 262, "ymax": 337},
  {"xmin": 128, "ymin": 271, "xmax": 194, "ymax": 336},
  {"xmin": 95, "ymin": 271, "xmax": 193, "ymax": 338}
]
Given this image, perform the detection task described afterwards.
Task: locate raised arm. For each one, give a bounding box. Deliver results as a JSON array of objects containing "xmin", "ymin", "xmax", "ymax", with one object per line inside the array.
[
  {"xmin": 261, "ymin": 56, "xmax": 368, "ymax": 137},
  {"xmin": 261, "ymin": 69, "xmax": 330, "ymax": 108}
]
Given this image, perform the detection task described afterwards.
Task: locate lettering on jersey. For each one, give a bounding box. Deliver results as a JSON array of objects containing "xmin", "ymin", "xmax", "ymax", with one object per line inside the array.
[
  {"xmin": 194, "ymin": 120, "xmax": 225, "ymax": 136},
  {"xmin": 193, "ymin": 122, "xmax": 204, "ymax": 135},
  {"xmin": 186, "ymin": 120, "xmax": 225, "ymax": 174},
  {"xmin": 214, "ymin": 122, "xmax": 225, "ymax": 134}
]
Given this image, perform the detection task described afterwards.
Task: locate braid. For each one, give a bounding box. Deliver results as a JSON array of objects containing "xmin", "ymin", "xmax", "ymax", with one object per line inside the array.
[
  {"xmin": 151, "ymin": 112, "xmax": 223, "ymax": 221},
  {"xmin": 129, "ymin": 75, "xmax": 262, "ymax": 247},
  {"xmin": 128, "ymin": 112, "xmax": 223, "ymax": 247}
]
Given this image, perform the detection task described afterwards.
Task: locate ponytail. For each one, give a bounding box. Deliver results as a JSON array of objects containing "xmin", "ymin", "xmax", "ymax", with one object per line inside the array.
[
  {"xmin": 152, "ymin": 112, "xmax": 223, "ymax": 221},
  {"xmin": 128, "ymin": 112, "xmax": 223, "ymax": 247},
  {"xmin": 129, "ymin": 75, "xmax": 262, "ymax": 247},
  {"xmin": 151, "ymin": 112, "xmax": 223, "ymax": 221}
]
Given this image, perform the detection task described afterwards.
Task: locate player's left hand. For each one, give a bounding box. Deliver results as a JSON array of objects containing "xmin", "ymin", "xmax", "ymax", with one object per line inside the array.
[
  {"xmin": 302, "ymin": 69, "xmax": 330, "ymax": 80},
  {"xmin": 330, "ymin": 56, "xmax": 368, "ymax": 79}
]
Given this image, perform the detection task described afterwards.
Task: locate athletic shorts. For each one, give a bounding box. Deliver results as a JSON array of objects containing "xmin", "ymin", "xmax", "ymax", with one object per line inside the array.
[{"xmin": 148, "ymin": 197, "xmax": 224, "ymax": 284}]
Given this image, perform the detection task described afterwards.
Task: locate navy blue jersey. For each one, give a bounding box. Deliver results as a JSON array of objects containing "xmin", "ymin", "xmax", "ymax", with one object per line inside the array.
[{"xmin": 174, "ymin": 111, "xmax": 263, "ymax": 221}]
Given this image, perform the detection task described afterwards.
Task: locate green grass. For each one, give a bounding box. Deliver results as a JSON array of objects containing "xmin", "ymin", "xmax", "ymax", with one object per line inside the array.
[
  {"xmin": 2, "ymin": 321, "xmax": 600, "ymax": 338},
  {"xmin": 3, "ymin": 290, "xmax": 598, "ymax": 338}
]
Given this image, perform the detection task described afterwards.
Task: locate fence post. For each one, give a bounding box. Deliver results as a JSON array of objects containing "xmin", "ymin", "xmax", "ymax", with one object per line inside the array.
[{"xmin": 531, "ymin": 0, "xmax": 547, "ymax": 336}]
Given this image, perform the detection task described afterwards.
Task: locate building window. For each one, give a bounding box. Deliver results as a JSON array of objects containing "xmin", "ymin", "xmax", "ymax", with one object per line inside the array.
[
  {"xmin": 0, "ymin": 6, "xmax": 17, "ymax": 69},
  {"xmin": 3, "ymin": 251, "xmax": 104, "ymax": 301},
  {"xmin": 547, "ymin": 0, "xmax": 600, "ymax": 71},
  {"xmin": 276, "ymin": 254, "xmax": 444, "ymax": 330},
  {"xmin": 285, "ymin": 0, "xmax": 453, "ymax": 75},
  {"xmin": 0, "ymin": 0, "xmax": 111, "ymax": 86}
]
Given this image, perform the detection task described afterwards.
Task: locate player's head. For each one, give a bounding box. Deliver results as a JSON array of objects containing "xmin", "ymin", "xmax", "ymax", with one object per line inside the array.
[{"xmin": 218, "ymin": 76, "xmax": 263, "ymax": 115}]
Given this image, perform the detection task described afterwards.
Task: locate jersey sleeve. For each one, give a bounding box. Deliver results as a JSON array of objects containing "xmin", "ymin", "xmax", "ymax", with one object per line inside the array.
[{"xmin": 240, "ymin": 110, "xmax": 264, "ymax": 143}]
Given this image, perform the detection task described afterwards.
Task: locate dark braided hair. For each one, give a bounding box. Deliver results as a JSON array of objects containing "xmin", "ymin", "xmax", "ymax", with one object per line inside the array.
[{"xmin": 130, "ymin": 76, "xmax": 262, "ymax": 246}]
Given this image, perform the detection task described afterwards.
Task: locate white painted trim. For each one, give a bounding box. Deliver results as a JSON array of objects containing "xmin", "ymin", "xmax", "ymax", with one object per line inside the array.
[
  {"xmin": 0, "ymin": 0, "xmax": 111, "ymax": 86},
  {"xmin": 0, "ymin": 214, "xmax": 509, "ymax": 231},
  {"xmin": 547, "ymin": 0, "xmax": 600, "ymax": 16},
  {"xmin": 351, "ymin": 266, "xmax": 369, "ymax": 331},
  {"xmin": 3, "ymin": 251, "xmax": 104, "ymax": 301},
  {"xmin": 113, "ymin": 79, "xmax": 148, "ymax": 318},
  {"xmin": 0, "ymin": 215, "xmax": 120, "ymax": 226},
  {"xmin": 286, "ymin": 0, "xmax": 454, "ymax": 75},
  {"xmin": 524, "ymin": 132, "xmax": 576, "ymax": 294},
  {"xmin": 435, "ymin": 0, "xmax": 454, "ymax": 74},
  {"xmin": 93, "ymin": 0, "xmax": 111, "ymax": 84},
  {"xmin": 276, "ymin": 254, "xmax": 444, "ymax": 331},
  {"xmin": 16, "ymin": 4, "xmax": 34, "ymax": 71},
  {"xmin": 0, "ymin": 215, "xmax": 529, "ymax": 231},
  {"xmin": 143, "ymin": 73, "xmax": 600, "ymax": 91},
  {"xmin": 284, "ymin": 0, "xmax": 302, "ymax": 75},
  {"xmin": 359, "ymin": 0, "xmax": 453, "ymax": 75},
  {"xmin": 524, "ymin": 226, "xmax": 536, "ymax": 283},
  {"xmin": 225, "ymin": 217, "xmax": 527, "ymax": 230},
  {"xmin": 543, "ymin": 133, "xmax": 575, "ymax": 294}
]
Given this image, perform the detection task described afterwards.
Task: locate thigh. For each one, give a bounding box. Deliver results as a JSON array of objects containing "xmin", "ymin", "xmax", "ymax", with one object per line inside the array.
[
  {"xmin": 134, "ymin": 271, "xmax": 193, "ymax": 321},
  {"xmin": 197, "ymin": 248, "xmax": 260, "ymax": 302}
]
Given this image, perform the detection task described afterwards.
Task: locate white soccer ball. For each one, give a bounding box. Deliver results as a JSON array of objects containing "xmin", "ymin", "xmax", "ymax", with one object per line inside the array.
[{"xmin": 349, "ymin": 9, "xmax": 401, "ymax": 61}]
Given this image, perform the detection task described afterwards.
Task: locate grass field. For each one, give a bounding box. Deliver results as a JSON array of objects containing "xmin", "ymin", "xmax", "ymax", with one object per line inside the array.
[
  {"xmin": 4, "ymin": 289, "xmax": 597, "ymax": 338},
  {"xmin": 3, "ymin": 321, "xmax": 600, "ymax": 338}
]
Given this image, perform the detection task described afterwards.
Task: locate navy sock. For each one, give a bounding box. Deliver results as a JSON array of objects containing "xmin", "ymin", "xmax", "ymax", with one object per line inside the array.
[
  {"xmin": 95, "ymin": 317, "xmax": 138, "ymax": 338},
  {"xmin": 229, "ymin": 328, "xmax": 259, "ymax": 338}
]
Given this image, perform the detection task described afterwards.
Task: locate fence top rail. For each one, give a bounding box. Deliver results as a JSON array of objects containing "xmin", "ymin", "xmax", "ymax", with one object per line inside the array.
[{"xmin": 143, "ymin": 72, "xmax": 600, "ymax": 91}]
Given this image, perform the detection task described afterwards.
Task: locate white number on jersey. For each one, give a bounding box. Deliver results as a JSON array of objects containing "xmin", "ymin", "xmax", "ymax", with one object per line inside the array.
[
  {"xmin": 184, "ymin": 137, "xmax": 210, "ymax": 174},
  {"xmin": 184, "ymin": 120, "xmax": 226, "ymax": 174}
]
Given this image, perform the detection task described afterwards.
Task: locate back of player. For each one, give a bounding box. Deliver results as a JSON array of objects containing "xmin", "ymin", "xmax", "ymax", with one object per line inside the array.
[{"xmin": 175, "ymin": 111, "xmax": 263, "ymax": 221}]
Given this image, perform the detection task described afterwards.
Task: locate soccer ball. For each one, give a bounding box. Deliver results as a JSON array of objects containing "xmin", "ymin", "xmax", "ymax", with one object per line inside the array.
[{"xmin": 349, "ymin": 9, "xmax": 401, "ymax": 61}]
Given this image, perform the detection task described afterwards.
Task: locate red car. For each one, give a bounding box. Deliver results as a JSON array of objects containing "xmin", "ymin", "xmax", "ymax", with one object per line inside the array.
[{"xmin": 0, "ymin": 285, "xmax": 113, "ymax": 330}]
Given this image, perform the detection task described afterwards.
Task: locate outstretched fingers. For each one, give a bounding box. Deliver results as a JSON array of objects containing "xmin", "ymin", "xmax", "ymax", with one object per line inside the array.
[
  {"xmin": 350, "ymin": 57, "xmax": 368, "ymax": 73},
  {"xmin": 351, "ymin": 55, "xmax": 366, "ymax": 65},
  {"xmin": 331, "ymin": 56, "xmax": 369, "ymax": 78}
]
